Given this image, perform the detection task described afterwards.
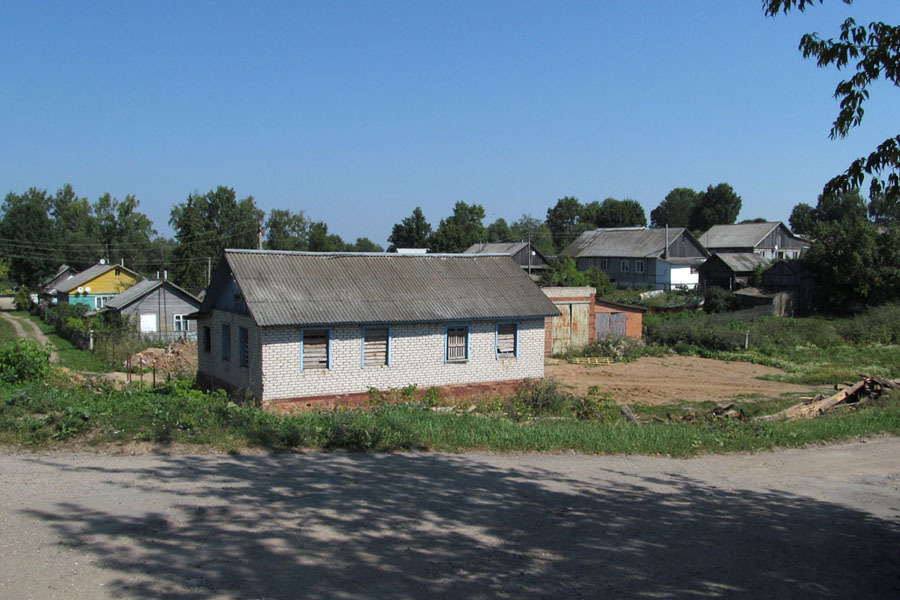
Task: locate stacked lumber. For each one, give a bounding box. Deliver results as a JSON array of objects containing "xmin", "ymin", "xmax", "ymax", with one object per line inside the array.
[
  {"xmin": 756, "ymin": 375, "xmax": 898, "ymax": 422},
  {"xmin": 569, "ymin": 356, "xmax": 614, "ymax": 366}
]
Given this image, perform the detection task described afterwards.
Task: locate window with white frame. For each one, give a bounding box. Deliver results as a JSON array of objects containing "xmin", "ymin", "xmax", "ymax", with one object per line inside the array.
[
  {"xmin": 496, "ymin": 323, "xmax": 517, "ymax": 358},
  {"xmin": 363, "ymin": 327, "xmax": 389, "ymax": 367},
  {"xmin": 600, "ymin": 259, "xmax": 609, "ymax": 270},
  {"xmin": 635, "ymin": 260, "xmax": 645, "ymax": 273},
  {"xmin": 620, "ymin": 260, "xmax": 630, "ymax": 272},
  {"xmin": 446, "ymin": 326, "xmax": 469, "ymax": 362},
  {"xmin": 302, "ymin": 329, "xmax": 330, "ymax": 370},
  {"xmin": 94, "ymin": 296, "xmax": 112, "ymax": 309},
  {"xmin": 174, "ymin": 314, "xmax": 187, "ymax": 332}
]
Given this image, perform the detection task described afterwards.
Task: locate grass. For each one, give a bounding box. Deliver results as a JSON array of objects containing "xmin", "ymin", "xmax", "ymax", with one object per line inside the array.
[
  {"xmin": 15, "ymin": 312, "xmax": 112, "ymax": 372},
  {"xmin": 0, "ymin": 377, "xmax": 896, "ymax": 456},
  {"xmin": 0, "ymin": 317, "xmax": 17, "ymax": 345}
]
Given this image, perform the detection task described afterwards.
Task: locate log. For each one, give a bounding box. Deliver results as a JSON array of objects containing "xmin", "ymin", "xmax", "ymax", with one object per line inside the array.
[
  {"xmin": 757, "ymin": 379, "xmax": 868, "ymax": 421},
  {"xmin": 620, "ymin": 404, "xmax": 639, "ymax": 424}
]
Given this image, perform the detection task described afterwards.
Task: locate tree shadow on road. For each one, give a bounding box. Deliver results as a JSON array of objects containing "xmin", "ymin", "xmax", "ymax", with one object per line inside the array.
[{"xmin": 22, "ymin": 452, "xmax": 900, "ymax": 599}]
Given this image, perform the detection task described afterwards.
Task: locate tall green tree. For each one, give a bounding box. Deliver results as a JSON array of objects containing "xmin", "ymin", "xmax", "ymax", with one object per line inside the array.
[
  {"xmin": 651, "ymin": 188, "xmax": 698, "ymax": 228},
  {"xmin": 265, "ymin": 209, "xmax": 310, "ymax": 251},
  {"xmin": 429, "ymin": 201, "xmax": 486, "ymax": 253},
  {"xmin": 486, "ymin": 218, "xmax": 514, "ymax": 243},
  {"xmin": 688, "ymin": 183, "xmax": 742, "ymax": 232},
  {"xmin": 346, "ymin": 237, "xmax": 384, "ymax": 252},
  {"xmin": 94, "ymin": 193, "xmax": 157, "ymax": 273},
  {"xmin": 0, "ymin": 188, "xmax": 57, "ymax": 287},
  {"xmin": 789, "ymin": 202, "xmax": 818, "ymax": 235},
  {"xmin": 510, "ymin": 214, "xmax": 554, "ymax": 257},
  {"xmin": 583, "ymin": 198, "xmax": 647, "ymax": 228},
  {"xmin": 765, "ymin": 1, "xmax": 900, "ymax": 210},
  {"xmin": 387, "ymin": 207, "xmax": 432, "ymax": 251},
  {"xmin": 50, "ymin": 184, "xmax": 102, "ymax": 270},
  {"xmin": 308, "ymin": 221, "xmax": 345, "ymax": 251},
  {"xmin": 546, "ymin": 196, "xmax": 587, "ymax": 253},
  {"xmin": 815, "ymin": 189, "xmax": 867, "ymax": 223}
]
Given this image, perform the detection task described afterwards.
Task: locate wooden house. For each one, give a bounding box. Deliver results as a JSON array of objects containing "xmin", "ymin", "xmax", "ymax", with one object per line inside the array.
[
  {"xmin": 191, "ymin": 250, "xmax": 559, "ymax": 409},
  {"xmin": 559, "ymin": 227, "xmax": 708, "ymax": 290},
  {"xmin": 54, "ymin": 262, "xmax": 141, "ymax": 310},
  {"xmin": 40, "ymin": 264, "xmax": 77, "ymax": 304},
  {"xmin": 698, "ymin": 253, "xmax": 772, "ymax": 291},
  {"xmin": 98, "ymin": 279, "xmax": 202, "ymax": 341},
  {"xmin": 698, "ymin": 222, "xmax": 808, "ymax": 259},
  {"xmin": 463, "ymin": 242, "xmax": 550, "ymax": 279}
]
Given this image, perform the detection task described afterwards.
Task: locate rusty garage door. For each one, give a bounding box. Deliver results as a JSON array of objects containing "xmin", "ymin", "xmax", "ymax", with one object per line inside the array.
[{"xmin": 551, "ymin": 302, "xmax": 590, "ymax": 354}]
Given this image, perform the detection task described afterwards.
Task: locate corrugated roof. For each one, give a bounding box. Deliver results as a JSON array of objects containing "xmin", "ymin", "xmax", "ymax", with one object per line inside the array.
[
  {"xmin": 205, "ymin": 250, "xmax": 560, "ymax": 327},
  {"xmin": 698, "ymin": 222, "xmax": 782, "ymax": 249},
  {"xmin": 559, "ymin": 228, "xmax": 695, "ymax": 258},
  {"xmin": 463, "ymin": 242, "xmax": 528, "ymax": 255},
  {"xmin": 55, "ymin": 264, "xmax": 116, "ymax": 293},
  {"xmin": 103, "ymin": 279, "xmax": 201, "ymax": 311},
  {"xmin": 712, "ymin": 253, "xmax": 772, "ymax": 272}
]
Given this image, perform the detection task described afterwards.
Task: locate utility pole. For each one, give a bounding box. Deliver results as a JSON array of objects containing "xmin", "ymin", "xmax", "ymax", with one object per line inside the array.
[
  {"xmin": 527, "ymin": 232, "xmax": 532, "ymax": 276},
  {"xmin": 207, "ymin": 257, "xmax": 211, "ymax": 287},
  {"xmin": 257, "ymin": 222, "xmax": 263, "ymax": 250}
]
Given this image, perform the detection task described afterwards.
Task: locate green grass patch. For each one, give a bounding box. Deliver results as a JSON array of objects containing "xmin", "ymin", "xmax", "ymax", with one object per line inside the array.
[
  {"xmin": 0, "ymin": 316, "xmax": 17, "ymax": 345},
  {"xmin": 18, "ymin": 312, "xmax": 112, "ymax": 372},
  {"xmin": 1, "ymin": 380, "xmax": 896, "ymax": 456}
]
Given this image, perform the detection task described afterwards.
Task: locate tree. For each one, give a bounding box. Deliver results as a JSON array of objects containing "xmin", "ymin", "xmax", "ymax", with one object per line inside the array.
[
  {"xmin": 546, "ymin": 196, "xmax": 586, "ymax": 253},
  {"xmin": 815, "ymin": 188, "xmax": 867, "ymax": 223},
  {"xmin": 486, "ymin": 218, "xmax": 514, "ymax": 243},
  {"xmin": 94, "ymin": 193, "xmax": 157, "ymax": 273},
  {"xmin": 265, "ymin": 209, "xmax": 310, "ymax": 251},
  {"xmin": 583, "ymin": 198, "xmax": 647, "ymax": 228},
  {"xmin": 429, "ymin": 201, "xmax": 486, "ymax": 253},
  {"xmin": 387, "ymin": 207, "xmax": 432, "ymax": 251},
  {"xmin": 688, "ymin": 183, "xmax": 742, "ymax": 232},
  {"xmin": 50, "ymin": 184, "xmax": 102, "ymax": 270},
  {"xmin": 789, "ymin": 202, "xmax": 818, "ymax": 235},
  {"xmin": 540, "ymin": 257, "xmax": 612, "ymax": 295},
  {"xmin": 308, "ymin": 222, "xmax": 345, "ymax": 252},
  {"xmin": 868, "ymin": 191, "xmax": 900, "ymax": 225},
  {"xmin": 346, "ymin": 238, "xmax": 384, "ymax": 252},
  {"xmin": 765, "ymin": 1, "xmax": 900, "ymax": 210},
  {"xmin": 0, "ymin": 188, "xmax": 57, "ymax": 287},
  {"xmin": 510, "ymin": 214, "xmax": 554, "ymax": 257},
  {"xmin": 650, "ymin": 188, "xmax": 698, "ymax": 228}
]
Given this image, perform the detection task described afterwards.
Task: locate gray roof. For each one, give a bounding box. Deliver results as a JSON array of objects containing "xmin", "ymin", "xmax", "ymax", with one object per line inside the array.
[
  {"xmin": 203, "ymin": 250, "xmax": 559, "ymax": 327},
  {"xmin": 559, "ymin": 227, "xmax": 702, "ymax": 258},
  {"xmin": 698, "ymin": 222, "xmax": 783, "ymax": 249},
  {"xmin": 463, "ymin": 242, "xmax": 529, "ymax": 255},
  {"xmin": 710, "ymin": 253, "xmax": 772, "ymax": 272},
  {"xmin": 103, "ymin": 279, "xmax": 201, "ymax": 311},
  {"xmin": 55, "ymin": 264, "xmax": 138, "ymax": 293}
]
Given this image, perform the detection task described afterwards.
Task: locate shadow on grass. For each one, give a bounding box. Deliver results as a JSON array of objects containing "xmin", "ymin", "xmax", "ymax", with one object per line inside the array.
[{"xmin": 22, "ymin": 453, "xmax": 900, "ymax": 598}]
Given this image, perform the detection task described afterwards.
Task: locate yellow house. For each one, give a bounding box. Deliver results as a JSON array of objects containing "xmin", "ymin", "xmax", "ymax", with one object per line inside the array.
[{"xmin": 55, "ymin": 262, "xmax": 141, "ymax": 310}]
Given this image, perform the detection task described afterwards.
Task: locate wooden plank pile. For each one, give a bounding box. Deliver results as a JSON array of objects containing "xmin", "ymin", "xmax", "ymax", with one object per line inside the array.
[
  {"xmin": 756, "ymin": 375, "xmax": 898, "ymax": 422},
  {"xmin": 569, "ymin": 356, "xmax": 613, "ymax": 366}
]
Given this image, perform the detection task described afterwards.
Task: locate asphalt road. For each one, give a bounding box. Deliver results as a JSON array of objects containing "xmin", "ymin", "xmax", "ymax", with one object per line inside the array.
[{"xmin": 1, "ymin": 439, "xmax": 899, "ymax": 599}]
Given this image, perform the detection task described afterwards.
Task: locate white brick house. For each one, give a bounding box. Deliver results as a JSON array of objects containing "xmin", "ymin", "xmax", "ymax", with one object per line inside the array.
[{"xmin": 192, "ymin": 250, "xmax": 559, "ymax": 408}]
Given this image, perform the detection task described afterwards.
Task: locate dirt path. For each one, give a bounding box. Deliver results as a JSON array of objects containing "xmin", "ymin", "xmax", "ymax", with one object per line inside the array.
[
  {"xmin": 0, "ymin": 310, "xmax": 58, "ymax": 363},
  {"xmin": 0, "ymin": 438, "xmax": 897, "ymax": 598},
  {"xmin": 546, "ymin": 355, "xmax": 817, "ymax": 405}
]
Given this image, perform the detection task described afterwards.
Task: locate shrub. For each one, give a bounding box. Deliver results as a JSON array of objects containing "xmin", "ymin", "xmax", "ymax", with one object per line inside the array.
[
  {"xmin": 704, "ymin": 287, "xmax": 737, "ymax": 313},
  {"xmin": 13, "ymin": 288, "xmax": 32, "ymax": 312},
  {"xmin": 507, "ymin": 378, "xmax": 571, "ymax": 421},
  {"xmin": 0, "ymin": 339, "xmax": 51, "ymax": 383}
]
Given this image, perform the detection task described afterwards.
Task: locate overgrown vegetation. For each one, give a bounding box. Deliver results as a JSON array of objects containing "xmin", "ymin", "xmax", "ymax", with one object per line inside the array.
[{"xmin": 0, "ymin": 339, "xmax": 50, "ymax": 383}]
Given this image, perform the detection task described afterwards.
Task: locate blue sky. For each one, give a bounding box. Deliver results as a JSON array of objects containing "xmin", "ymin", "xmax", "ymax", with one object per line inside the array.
[{"xmin": 2, "ymin": 1, "xmax": 898, "ymax": 244}]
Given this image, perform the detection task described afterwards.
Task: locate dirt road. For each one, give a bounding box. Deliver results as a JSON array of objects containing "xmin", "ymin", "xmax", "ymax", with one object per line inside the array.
[
  {"xmin": 1, "ymin": 439, "xmax": 898, "ymax": 598},
  {"xmin": 546, "ymin": 356, "xmax": 816, "ymax": 404},
  {"xmin": 0, "ymin": 300, "xmax": 58, "ymax": 363}
]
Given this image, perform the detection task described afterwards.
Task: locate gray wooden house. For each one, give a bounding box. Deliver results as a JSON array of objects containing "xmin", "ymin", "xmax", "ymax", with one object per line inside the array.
[
  {"xmin": 99, "ymin": 279, "xmax": 202, "ymax": 341},
  {"xmin": 559, "ymin": 227, "xmax": 709, "ymax": 290},
  {"xmin": 698, "ymin": 222, "xmax": 808, "ymax": 259},
  {"xmin": 463, "ymin": 242, "xmax": 550, "ymax": 279},
  {"xmin": 698, "ymin": 253, "xmax": 772, "ymax": 291}
]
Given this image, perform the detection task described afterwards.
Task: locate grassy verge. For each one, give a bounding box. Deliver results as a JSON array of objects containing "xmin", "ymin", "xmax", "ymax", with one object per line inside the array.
[
  {"xmin": 1, "ymin": 378, "xmax": 896, "ymax": 455},
  {"xmin": 0, "ymin": 317, "xmax": 17, "ymax": 345},
  {"xmin": 16, "ymin": 312, "xmax": 112, "ymax": 372}
]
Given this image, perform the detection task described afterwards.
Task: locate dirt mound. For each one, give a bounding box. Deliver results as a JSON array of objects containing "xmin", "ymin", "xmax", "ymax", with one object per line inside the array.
[{"xmin": 131, "ymin": 340, "xmax": 198, "ymax": 374}]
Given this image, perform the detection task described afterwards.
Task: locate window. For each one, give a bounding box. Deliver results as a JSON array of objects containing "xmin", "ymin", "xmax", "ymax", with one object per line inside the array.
[
  {"xmin": 496, "ymin": 323, "xmax": 517, "ymax": 358},
  {"xmin": 302, "ymin": 329, "xmax": 330, "ymax": 370},
  {"xmin": 221, "ymin": 324, "xmax": 231, "ymax": 361},
  {"xmin": 94, "ymin": 296, "xmax": 112, "ymax": 309},
  {"xmin": 362, "ymin": 326, "xmax": 390, "ymax": 367},
  {"xmin": 445, "ymin": 325, "xmax": 469, "ymax": 362},
  {"xmin": 635, "ymin": 260, "xmax": 645, "ymax": 273},
  {"xmin": 174, "ymin": 314, "xmax": 187, "ymax": 332},
  {"xmin": 620, "ymin": 260, "xmax": 629, "ymax": 272},
  {"xmin": 202, "ymin": 326, "xmax": 211, "ymax": 353},
  {"xmin": 600, "ymin": 259, "xmax": 609, "ymax": 270},
  {"xmin": 239, "ymin": 327, "xmax": 249, "ymax": 367}
]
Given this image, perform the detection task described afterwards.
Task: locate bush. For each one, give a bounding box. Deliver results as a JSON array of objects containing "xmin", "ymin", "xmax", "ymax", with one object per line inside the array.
[
  {"xmin": 704, "ymin": 287, "xmax": 737, "ymax": 313},
  {"xmin": 13, "ymin": 288, "xmax": 32, "ymax": 312},
  {"xmin": 0, "ymin": 339, "xmax": 51, "ymax": 383},
  {"xmin": 506, "ymin": 378, "xmax": 571, "ymax": 421}
]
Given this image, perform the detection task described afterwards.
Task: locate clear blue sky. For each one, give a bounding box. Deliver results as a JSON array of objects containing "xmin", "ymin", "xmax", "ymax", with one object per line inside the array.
[{"xmin": 2, "ymin": 1, "xmax": 898, "ymax": 245}]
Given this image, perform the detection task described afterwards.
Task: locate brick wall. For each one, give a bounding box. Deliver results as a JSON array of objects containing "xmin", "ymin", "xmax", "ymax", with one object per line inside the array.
[{"xmin": 197, "ymin": 311, "xmax": 545, "ymax": 401}]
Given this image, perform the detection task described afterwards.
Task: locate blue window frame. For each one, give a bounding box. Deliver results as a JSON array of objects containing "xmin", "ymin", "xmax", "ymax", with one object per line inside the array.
[
  {"xmin": 361, "ymin": 326, "xmax": 391, "ymax": 368},
  {"xmin": 445, "ymin": 324, "xmax": 470, "ymax": 362},
  {"xmin": 221, "ymin": 323, "xmax": 231, "ymax": 361},
  {"xmin": 300, "ymin": 328, "xmax": 331, "ymax": 370},
  {"xmin": 495, "ymin": 322, "xmax": 518, "ymax": 359}
]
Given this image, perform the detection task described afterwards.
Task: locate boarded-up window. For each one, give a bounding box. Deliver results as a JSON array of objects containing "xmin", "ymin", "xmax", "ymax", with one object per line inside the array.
[
  {"xmin": 302, "ymin": 329, "xmax": 329, "ymax": 370},
  {"xmin": 221, "ymin": 324, "xmax": 231, "ymax": 361},
  {"xmin": 239, "ymin": 327, "xmax": 249, "ymax": 367},
  {"xmin": 446, "ymin": 326, "xmax": 468, "ymax": 362},
  {"xmin": 496, "ymin": 323, "xmax": 517, "ymax": 358},
  {"xmin": 363, "ymin": 327, "xmax": 389, "ymax": 367}
]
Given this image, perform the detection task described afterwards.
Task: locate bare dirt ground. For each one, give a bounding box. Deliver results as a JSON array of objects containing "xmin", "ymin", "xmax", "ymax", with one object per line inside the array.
[
  {"xmin": 1, "ymin": 439, "xmax": 898, "ymax": 599},
  {"xmin": 546, "ymin": 355, "xmax": 816, "ymax": 405}
]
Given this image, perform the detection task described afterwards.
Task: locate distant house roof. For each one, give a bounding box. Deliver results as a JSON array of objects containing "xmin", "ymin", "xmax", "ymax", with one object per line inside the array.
[
  {"xmin": 559, "ymin": 227, "xmax": 708, "ymax": 259},
  {"xmin": 699, "ymin": 222, "xmax": 791, "ymax": 249},
  {"xmin": 199, "ymin": 250, "xmax": 560, "ymax": 327},
  {"xmin": 42, "ymin": 264, "xmax": 76, "ymax": 293},
  {"xmin": 707, "ymin": 252, "xmax": 772, "ymax": 273},
  {"xmin": 55, "ymin": 263, "xmax": 140, "ymax": 294},
  {"xmin": 102, "ymin": 279, "xmax": 201, "ymax": 311},
  {"xmin": 463, "ymin": 242, "xmax": 530, "ymax": 255}
]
